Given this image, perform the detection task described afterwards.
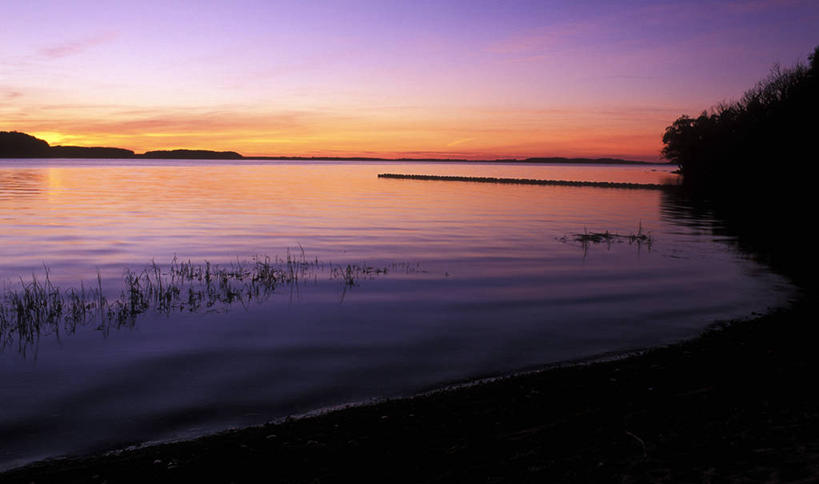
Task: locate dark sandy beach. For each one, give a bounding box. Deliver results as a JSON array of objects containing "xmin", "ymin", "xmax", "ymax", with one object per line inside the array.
[{"xmin": 3, "ymin": 290, "xmax": 816, "ymax": 483}]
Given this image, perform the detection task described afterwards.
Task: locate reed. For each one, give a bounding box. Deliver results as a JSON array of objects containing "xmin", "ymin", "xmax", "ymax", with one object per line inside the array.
[
  {"xmin": 0, "ymin": 253, "xmax": 407, "ymax": 355},
  {"xmin": 559, "ymin": 223, "xmax": 653, "ymax": 250}
]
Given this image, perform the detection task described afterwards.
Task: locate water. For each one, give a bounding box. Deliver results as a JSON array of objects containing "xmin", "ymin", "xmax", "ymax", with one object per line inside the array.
[{"xmin": 0, "ymin": 160, "xmax": 792, "ymax": 470}]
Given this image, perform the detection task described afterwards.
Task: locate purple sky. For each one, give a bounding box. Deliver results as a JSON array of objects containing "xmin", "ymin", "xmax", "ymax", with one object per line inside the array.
[{"xmin": 1, "ymin": 0, "xmax": 817, "ymax": 159}]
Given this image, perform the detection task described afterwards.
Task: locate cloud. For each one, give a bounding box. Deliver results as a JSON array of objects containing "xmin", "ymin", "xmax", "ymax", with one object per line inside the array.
[
  {"xmin": 485, "ymin": 20, "xmax": 600, "ymax": 56},
  {"xmin": 0, "ymin": 99, "xmax": 671, "ymax": 160},
  {"xmin": 39, "ymin": 32, "xmax": 118, "ymax": 59},
  {"xmin": 446, "ymin": 137, "xmax": 476, "ymax": 147},
  {"xmin": 721, "ymin": 0, "xmax": 811, "ymax": 13}
]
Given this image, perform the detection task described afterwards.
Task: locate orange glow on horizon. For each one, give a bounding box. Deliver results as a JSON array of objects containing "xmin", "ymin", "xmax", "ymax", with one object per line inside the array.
[
  {"xmin": 5, "ymin": 105, "xmax": 669, "ymax": 161},
  {"xmin": 4, "ymin": 1, "xmax": 816, "ymax": 164}
]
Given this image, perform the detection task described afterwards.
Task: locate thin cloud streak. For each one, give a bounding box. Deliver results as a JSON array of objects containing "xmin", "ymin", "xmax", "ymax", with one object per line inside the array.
[{"xmin": 39, "ymin": 32, "xmax": 118, "ymax": 59}]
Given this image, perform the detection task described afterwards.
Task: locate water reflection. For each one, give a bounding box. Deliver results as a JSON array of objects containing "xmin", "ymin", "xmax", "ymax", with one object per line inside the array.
[
  {"xmin": 0, "ymin": 160, "xmax": 791, "ymax": 471},
  {"xmin": 0, "ymin": 170, "xmax": 46, "ymax": 200},
  {"xmin": 659, "ymin": 188, "xmax": 803, "ymax": 290},
  {"xmin": 0, "ymin": 161, "xmax": 678, "ymax": 282}
]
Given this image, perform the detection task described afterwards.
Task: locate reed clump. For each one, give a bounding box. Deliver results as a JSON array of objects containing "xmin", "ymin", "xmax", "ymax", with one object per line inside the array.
[
  {"xmin": 0, "ymin": 252, "xmax": 408, "ymax": 355},
  {"xmin": 559, "ymin": 223, "xmax": 653, "ymax": 250}
]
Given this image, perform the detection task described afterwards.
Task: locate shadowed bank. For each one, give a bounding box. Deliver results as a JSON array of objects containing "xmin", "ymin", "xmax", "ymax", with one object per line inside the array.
[{"xmin": 662, "ymin": 46, "xmax": 818, "ymax": 289}]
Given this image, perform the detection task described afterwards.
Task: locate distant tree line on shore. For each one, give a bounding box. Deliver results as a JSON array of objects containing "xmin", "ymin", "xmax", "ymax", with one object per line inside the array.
[
  {"xmin": 0, "ymin": 131, "xmax": 242, "ymax": 159},
  {"xmin": 662, "ymin": 46, "xmax": 818, "ymax": 195},
  {"xmin": 1, "ymin": 131, "xmax": 659, "ymax": 164}
]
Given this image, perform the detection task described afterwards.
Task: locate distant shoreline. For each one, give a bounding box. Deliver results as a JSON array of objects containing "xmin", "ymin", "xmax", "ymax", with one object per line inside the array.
[
  {"xmin": 1, "ymin": 130, "xmax": 668, "ymax": 165},
  {"xmin": 2, "ymin": 156, "xmax": 672, "ymax": 165},
  {"xmin": 239, "ymin": 156, "xmax": 669, "ymax": 165},
  {"xmin": 245, "ymin": 157, "xmax": 671, "ymax": 165}
]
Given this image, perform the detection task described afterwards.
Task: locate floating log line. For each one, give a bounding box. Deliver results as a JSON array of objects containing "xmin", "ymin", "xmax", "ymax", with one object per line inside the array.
[{"xmin": 377, "ymin": 173, "xmax": 675, "ymax": 190}]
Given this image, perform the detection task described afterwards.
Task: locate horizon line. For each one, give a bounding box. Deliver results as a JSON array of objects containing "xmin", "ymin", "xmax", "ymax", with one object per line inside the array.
[{"xmin": 0, "ymin": 130, "xmax": 666, "ymax": 164}]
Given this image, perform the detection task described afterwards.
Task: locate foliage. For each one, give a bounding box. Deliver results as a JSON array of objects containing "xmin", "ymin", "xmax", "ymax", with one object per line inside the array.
[
  {"xmin": 662, "ymin": 46, "xmax": 819, "ymax": 194},
  {"xmin": 0, "ymin": 131, "xmax": 51, "ymax": 158}
]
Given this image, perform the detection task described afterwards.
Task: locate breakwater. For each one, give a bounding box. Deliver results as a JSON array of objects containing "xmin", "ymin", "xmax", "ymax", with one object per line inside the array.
[{"xmin": 377, "ymin": 173, "xmax": 673, "ymax": 190}]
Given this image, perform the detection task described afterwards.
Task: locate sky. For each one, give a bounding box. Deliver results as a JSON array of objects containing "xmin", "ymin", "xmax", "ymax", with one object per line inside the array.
[{"xmin": 1, "ymin": 0, "xmax": 817, "ymax": 160}]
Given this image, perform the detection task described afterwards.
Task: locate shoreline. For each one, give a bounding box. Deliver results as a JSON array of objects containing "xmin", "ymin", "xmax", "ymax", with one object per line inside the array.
[
  {"xmin": 3, "ymin": 293, "xmax": 815, "ymax": 482},
  {"xmin": 0, "ymin": 345, "xmax": 650, "ymax": 473},
  {"xmin": 0, "ymin": 326, "xmax": 692, "ymax": 473},
  {"xmin": 0, "ymin": 157, "xmax": 673, "ymax": 166},
  {"xmin": 0, "ymin": 134, "xmax": 666, "ymax": 164}
]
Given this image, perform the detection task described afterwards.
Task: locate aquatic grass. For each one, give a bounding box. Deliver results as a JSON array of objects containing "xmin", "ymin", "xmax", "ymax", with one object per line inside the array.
[
  {"xmin": 331, "ymin": 264, "xmax": 390, "ymax": 287},
  {"xmin": 559, "ymin": 223, "xmax": 654, "ymax": 252},
  {"xmin": 0, "ymin": 253, "xmax": 410, "ymax": 355}
]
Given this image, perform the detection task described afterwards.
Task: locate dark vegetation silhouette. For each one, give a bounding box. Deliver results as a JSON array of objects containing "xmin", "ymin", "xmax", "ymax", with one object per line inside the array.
[
  {"xmin": 0, "ymin": 132, "xmax": 235, "ymax": 160},
  {"xmin": 141, "ymin": 149, "xmax": 243, "ymax": 159},
  {"xmin": 663, "ymin": 46, "xmax": 818, "ymax": 194},
  {"xmin": 50, "ymin": 145, "xmax": 135, "ymax": 158},
  {"xmin": 662, "ymin": 46, "xmax": 818, "ymax": 288},
  {"xmin": 0, "ymin": 131, "xmax": 51, "ymax": 157}
]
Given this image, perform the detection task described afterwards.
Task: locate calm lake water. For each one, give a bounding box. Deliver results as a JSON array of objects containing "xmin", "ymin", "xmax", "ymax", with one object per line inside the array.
[{"xmin": 0, "ymin": 160, "xmax": 792, "ymax": 470}]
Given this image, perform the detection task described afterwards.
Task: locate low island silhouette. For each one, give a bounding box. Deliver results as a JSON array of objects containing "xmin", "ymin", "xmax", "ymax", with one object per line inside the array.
[{"xmin": 0, "ymin": 131, "xmax": 663, "ymax": 164}]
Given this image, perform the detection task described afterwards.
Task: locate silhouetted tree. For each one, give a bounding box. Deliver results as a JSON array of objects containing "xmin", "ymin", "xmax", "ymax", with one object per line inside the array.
[
  {"xmin": 662, "ymin": 46, "xmax": 818, "ymax": 289},
  {"xmin": 662, "ymin": 45, "xmax": 818, "ymax": 196}
]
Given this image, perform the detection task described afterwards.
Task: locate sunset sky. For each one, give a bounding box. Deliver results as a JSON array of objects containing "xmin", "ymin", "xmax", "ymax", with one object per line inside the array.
[{"xmin": 1, "ymin": 0, "xmax": 817, "ymax": 160}]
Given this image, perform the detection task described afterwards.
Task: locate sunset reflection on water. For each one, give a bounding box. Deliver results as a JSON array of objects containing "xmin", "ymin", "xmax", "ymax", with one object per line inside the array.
[{"xmin": 0, "ymin": 160, "xmax": 789, "ymax": 470}]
